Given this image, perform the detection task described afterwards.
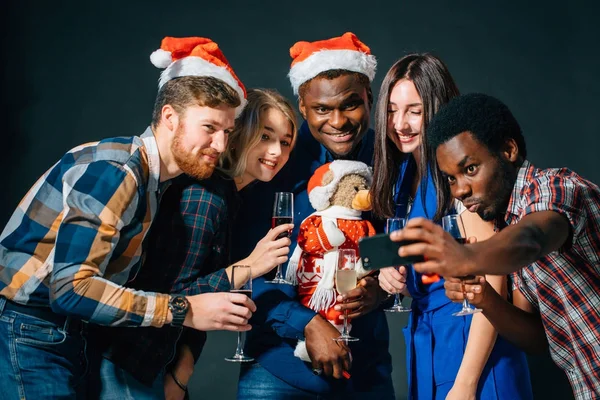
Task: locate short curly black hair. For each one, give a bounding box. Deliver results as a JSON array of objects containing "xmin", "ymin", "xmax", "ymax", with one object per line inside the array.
[{"xmin": 427, "ymin": 93, "xmax": 527, "ymax": 158}]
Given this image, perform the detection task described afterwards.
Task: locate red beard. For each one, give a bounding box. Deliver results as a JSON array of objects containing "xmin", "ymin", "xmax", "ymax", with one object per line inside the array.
[{"xmin": 171, "ymin": 127, "xmax": 219, "ymax": 180}]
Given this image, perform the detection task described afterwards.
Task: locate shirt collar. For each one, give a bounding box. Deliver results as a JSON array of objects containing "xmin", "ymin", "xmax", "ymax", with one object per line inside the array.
[
  {"xmin": 140, "ymin": 127, "xmax": 161, "ymax": 193},
  {"xmin": 503, "ymin": 159, "xmax": 536, "ymax": 225}
]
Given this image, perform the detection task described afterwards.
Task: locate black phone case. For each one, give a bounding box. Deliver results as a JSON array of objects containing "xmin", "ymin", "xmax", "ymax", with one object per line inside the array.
[{"xmin": 358, "ymin": 233, "xmax": 424, "ymax": 271}]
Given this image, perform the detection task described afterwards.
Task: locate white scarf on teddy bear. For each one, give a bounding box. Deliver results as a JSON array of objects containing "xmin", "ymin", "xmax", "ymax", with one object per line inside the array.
[
  {"xmin": 286, "ymin": 205, "xmax": 369, "ymax": 362},
  {"xmin": 285, "ymin": 205, "xmax": 368, "ymax": 312}
]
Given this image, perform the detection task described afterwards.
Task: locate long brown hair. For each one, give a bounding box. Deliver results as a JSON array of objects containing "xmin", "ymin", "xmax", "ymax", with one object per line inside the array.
[{"xmin": 370, "ymin": 54, "xmax": 459, "ymax": 220}]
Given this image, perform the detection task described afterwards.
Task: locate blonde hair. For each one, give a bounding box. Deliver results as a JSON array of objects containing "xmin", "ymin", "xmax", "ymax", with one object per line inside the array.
[{"xmin": 221, "ymin": 88, "xmax": 298, "ymax": 178}]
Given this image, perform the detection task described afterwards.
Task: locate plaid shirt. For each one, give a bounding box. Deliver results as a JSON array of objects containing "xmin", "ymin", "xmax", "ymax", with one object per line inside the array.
[
  {"xmin": 508, "ymin": 160, "xmax": 600, "ymax": 399},
  {"xmin": 0, "ymin": 127, "xmax": 170, "ymax": 327},
  {"xmin": 91, "ymin": 172, "xmax": 235, "ymax": 385}
]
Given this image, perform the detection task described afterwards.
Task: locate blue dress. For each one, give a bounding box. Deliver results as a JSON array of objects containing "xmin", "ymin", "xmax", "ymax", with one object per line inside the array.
[{"xmin": 395, "ymin": 156, "xmax": 533, "ymax": 400}]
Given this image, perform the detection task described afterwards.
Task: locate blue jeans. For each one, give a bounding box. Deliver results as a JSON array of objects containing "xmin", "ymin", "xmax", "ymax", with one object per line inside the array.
[
  {"xmin": 237, "ymin": 362, "xmax": 395, "ymax": 400},
  {"xmin": 0, "ymin": 296, "xmax": 88, "ymax": 400},
  {"xmin": 87, "ymin": 356, "xmax": 166, "ymax": 400}
]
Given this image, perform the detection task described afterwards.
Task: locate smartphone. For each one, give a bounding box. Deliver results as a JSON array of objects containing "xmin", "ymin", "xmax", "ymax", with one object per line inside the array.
[{"xmin": 358, "ymin": 233, "xmax": 424, "ymax": 271}]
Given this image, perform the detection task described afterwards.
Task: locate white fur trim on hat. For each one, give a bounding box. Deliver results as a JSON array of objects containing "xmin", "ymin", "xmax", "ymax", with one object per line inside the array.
[
  {"xmin": 157, "ymin": 56, "xmax": 247, "ymax": 116},
  {"xmin": 288, "ymin": 49, "xmax": 377, "ymax": 95},
  {"xmin": 308, "ymin": 160, "xmax": 372, "ymax": 211}
]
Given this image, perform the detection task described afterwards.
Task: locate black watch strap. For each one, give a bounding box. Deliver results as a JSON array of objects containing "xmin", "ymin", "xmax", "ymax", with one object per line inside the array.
[{"xmin": 169, "ymin": 295, "xmax": 189, "ymax": 328}]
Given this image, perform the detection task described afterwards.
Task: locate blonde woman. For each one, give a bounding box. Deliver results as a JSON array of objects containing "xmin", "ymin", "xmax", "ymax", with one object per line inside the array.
[
  {"xmin": 213, "ymin": 87, "xmax": 300, "ymax": 288},
  {"xmin": 217, "ymin": 88, "xmax": 300, "ymax": 284}
]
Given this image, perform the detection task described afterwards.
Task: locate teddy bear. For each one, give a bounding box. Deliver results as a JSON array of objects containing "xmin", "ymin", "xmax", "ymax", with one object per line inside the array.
[{"xmin": 285, "ymin": 160, "xmax": 376, "ymax": 362}]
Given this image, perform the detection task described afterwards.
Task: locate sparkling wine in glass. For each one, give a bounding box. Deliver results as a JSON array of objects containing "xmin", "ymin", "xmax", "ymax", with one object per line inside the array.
[
  {"xmin": 384, "ymin": 218, "xmax": 411, "ymax": 313},
  {"xmin": 442, "ymin": 214, "xmax": 482, "ymax": 317},
  {"xmin": 224, "ymin": 265, "xmax": 254, "ymax": 362},
  {"xmin": 334, "ymin": 248, "xmax": 359, "ymax": 342},
  {"xmin": 265, "ymin": 192, "xmax": 294, "ymax": 284}
]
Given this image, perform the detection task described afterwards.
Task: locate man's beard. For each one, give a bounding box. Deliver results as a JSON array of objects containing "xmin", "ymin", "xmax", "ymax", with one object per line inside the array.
[{"xmin": 171, "ymin": 128, "xmax": 218, "ymax": 180}]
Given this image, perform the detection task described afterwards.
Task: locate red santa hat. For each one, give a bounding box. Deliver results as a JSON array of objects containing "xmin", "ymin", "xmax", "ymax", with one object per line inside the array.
[
  {"xmin": 307, "ymin": 160, "xmax": 372, "ymax": 211},
  {"xmin": 150, "ymin": 36, "xmax": 247, "ymax": 116},
  {"xmin": 288, "ymin": 32, "xmax": 377, "ymax": 95}
]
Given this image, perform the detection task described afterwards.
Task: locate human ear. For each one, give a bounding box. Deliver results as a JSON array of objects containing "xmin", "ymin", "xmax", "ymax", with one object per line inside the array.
[
  {"xmin": 161, "ymin": 105, "xmax": 179, "ymax": 132},
  {"xmin": 298, "ymin": 97, "xmax": 307, "ymax": 120},
  {"xmin": 502, "ymin": 138, "xmax": 519, "ymax": 162}
]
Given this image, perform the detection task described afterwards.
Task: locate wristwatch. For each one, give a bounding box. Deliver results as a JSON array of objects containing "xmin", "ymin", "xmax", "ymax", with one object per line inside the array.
[{"xmin": 168, "ymin": 295, "xmax": 190, "ymax": 328}]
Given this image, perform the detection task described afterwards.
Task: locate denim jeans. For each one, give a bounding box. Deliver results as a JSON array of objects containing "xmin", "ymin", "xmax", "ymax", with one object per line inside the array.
[
  {"xmin": 0, "ymin": 296, "xmax": 88, "ymax": 400},
  {"xmin": 237, "ymin": 362, "xmax": 395, "ymax": 400},
  {"xmin": 87, "ymin": 356, "xmax": 166, "ymax": 400}
]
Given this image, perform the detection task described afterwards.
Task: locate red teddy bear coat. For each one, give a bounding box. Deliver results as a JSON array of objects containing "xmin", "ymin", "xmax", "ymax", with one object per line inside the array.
[{"xmin": 296, "ymin": 215, "xmax": 376, "ymax": 325}]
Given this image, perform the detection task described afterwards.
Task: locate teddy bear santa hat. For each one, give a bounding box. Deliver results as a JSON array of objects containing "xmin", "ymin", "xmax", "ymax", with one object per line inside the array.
[
  {"xmin": 287, "ymin": 32, "xmax": 377, "ymax": 95},
  {"xmin": 307, "ymin": 160, "xmax": 372, "ymax": 211},
  {"xmin": 150, "ymin": 36, "xmax": 247, "ymax": 116}
]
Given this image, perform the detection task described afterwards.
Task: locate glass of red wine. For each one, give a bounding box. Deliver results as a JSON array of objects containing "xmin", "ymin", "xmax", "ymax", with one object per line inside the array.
[
  {"xmin": 224, "ymin": 265, "xmax": 254, "ymax": 362},
  {"xmin": 442, "ymin": 214, "xmax": 482, "ymax": 317},
  {"xmin": 265, "ymin": 192, "xmax": 294, "ymax": 284}
]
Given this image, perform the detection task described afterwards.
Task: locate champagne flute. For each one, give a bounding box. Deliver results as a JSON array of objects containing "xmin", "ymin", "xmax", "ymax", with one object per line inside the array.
[
  {"xmin": 265, "ymin": 192, "xmax": 294, "ymax": 284},
  {"xmin": 334, "ymin": 248, "xmax": 359, "ymax": 342},
  {"xmin": 442, "ymin": 214, "xmax": 482, "ymax": 317},
  {"xmin": 224, "ymin": 265, "xmax": 254, "ymax": 362},
  {"xmin": 384, "ymin": 218, "xmax": 411, "ymax": 313}
]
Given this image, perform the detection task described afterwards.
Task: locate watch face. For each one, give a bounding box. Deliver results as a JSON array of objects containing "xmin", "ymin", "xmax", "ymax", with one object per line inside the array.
[{"xmin": 170, "ymin": 296, "xmax": 189, "ymax": 312}]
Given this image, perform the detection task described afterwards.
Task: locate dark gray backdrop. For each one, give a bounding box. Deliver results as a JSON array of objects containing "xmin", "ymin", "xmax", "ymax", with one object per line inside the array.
[{"xmin": 2, "ymin": 0, "xmax": 598, "ymax": 398}]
